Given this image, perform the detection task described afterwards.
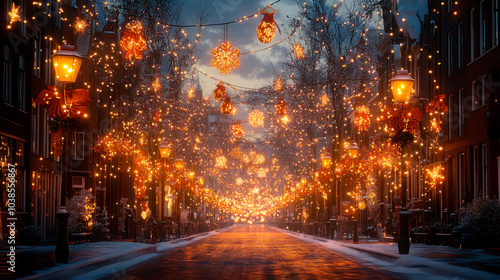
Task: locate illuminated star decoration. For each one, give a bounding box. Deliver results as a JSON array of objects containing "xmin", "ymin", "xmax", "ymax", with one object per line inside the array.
[
  {"xmin": 353, "ymin": 105, "xmax": 371, "ymax": 131},
  {"xmin": 249, "ymin": 109, "xmax": 265, "ymax": 127},
  {"xmin": 120, "ymin": 21, "xmax": 147, "ymax": 61},
  {"xmin": 74, "ymin": 17, "xmax": 89, "ymax": 34},
  {"xmin": 211, "ymin": 41, "xmax": 240, "ymax": 74},
  {"xmin": 292, "ymin": 42, "xmax": 305, "ymax": 60},
  {"xmin": 151, "ymin": 77, "xmax": 161, "ymax": 92},
  {"xmin": 8, "ymin": 3, "xmax": 21, "ymax": 29},
  {"xmin": 425, "ymin": 165, "xmax": 445, "ymax": 189}
]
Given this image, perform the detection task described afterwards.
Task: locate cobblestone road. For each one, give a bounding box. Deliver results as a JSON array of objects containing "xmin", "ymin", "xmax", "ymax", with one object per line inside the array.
[{"xmin": 123, "ymin": 225, "xmax": 400, "ymax": 279}]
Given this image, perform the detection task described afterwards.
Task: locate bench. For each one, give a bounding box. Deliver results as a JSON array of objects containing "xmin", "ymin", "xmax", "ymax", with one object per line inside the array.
[
  {"xmin": 71, "ymin": 232, "xmax": 92, "ymax": 244},
  {"xmin": 435, "ymin": 233, "xmax": 453, "ymax": 246},
  {"xmin": 412, "ymin": 232, "xmax": 430, "ymax": 244}
]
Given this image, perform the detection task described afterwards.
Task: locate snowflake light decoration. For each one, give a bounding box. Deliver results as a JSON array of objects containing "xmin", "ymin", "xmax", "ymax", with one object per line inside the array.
[
  {"xmin": 292, "ymin": 42, "xmax": 305, "ymax": 60},
  {"xmin": 74, "ymin": 17, "xmax": 89, "ymax": 34},
  {"xmin": 353, "ymin": 105, "xmax": 370, "ymax": 131},
  {"xmin": 213, "ymin": 82, "xmax": 227, "ymax": 101},
  {"xmin": 249, "ymin": 109, "xmax": 265, "ymax": 127},
  {"xmin": 120, "ymin": 21, "xmax": 147, "ymax": 61},
  {"xmin": 8, "ymin": 3, "xmax": 21, "ymax": 28},
  {"xmin": 211, "ymin": 41, "xmax": 240, "ymax": 74},
  {"xmin": 425, "ymin": 165, "xmax": 445, "ymax": 189}
]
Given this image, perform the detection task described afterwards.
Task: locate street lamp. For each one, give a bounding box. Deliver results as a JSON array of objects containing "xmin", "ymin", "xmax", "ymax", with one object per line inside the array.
[
  {"xmin": 321, "ymin": 152, "xmax": 332, "ymax": 169},
  {"xmin": 347, "ymin": 142, "xmax": 359, "ymax": 159},
  {"xmin": 159, "ymin": 140, "xmax": 172, "ymax": 159},
  {"xmin": 52, "ymin": 45, "xmax": 84, "ymax": 264},
  {"xmin": 174, "ymin": 157, "xmax": 185, "ymax": 171},
  {"xmin": 158, "ymin": 140, "xmax": 172, "ymax": 223},
  {"xmin": 389, "ymin": 69, "xmax": 415, "ymax": 255}
]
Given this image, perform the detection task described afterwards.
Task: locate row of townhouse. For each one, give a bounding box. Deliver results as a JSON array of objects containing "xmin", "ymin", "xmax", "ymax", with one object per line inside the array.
[{"xmin": 376, "ymin": 0, "xmax": 500, "ymax": 225}]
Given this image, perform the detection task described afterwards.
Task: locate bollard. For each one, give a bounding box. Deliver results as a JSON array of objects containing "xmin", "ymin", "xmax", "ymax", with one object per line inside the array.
[{"xmin": 353, "ymin": 219, "xmax": 359, "ymax": 243}]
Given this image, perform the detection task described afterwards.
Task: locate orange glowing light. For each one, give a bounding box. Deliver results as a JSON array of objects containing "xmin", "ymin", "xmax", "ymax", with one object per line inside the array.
[
  {"xmin": 187, "ymin": 87, "xmax": 196, "ymax": 99},
  {"xmin": 231, "ymin": 123, "xmax": 244, "ymax": 138},
  {"xmin": 275, "ymin": 97, "xmax": 286, "ymax": 115},
  {"xmin": 211, "ymin": 41, "xmax": 240, "ymax": 74},
  {"xmin": 151, "ymin": 77, "xmax": 161, "ymax": 92},
  {"xmin": 249, "ymin": 109, "xmax": 265, "ymax": 127},
  {"xmin": 74, "ymin": 17, "xmax": 89, "ymax": 34},
  {"xmin": 221, "ymin": 96, "xmax": 235, "ymax": 115},
  {"xmin": 353, "ymin": 105, "xmax": 370, "ymax": 131},
  {"xmin": 292, "ymin": 42, "xmax": 305, "ymax": 59},
  {"xmin": 425, "ymin": 165, "xmax": 445, "ymax": 189},
  {"xmin": 213, "ymin": 82, "xmax": 227, "ymax": 101},
  {"xmin": 257, "ymin": 6, "xmax": 280, "ymax": 44},
  {"xmin": 8, "ymin": 3, "xmax": 21, "ymax": 28},
  {"xmin": 274, "ymin": 75, "xmax": 284, "ymax": 92},
  {"xmin": 120, "ymin": 21, "xmax": 147, "ymax": 61}
]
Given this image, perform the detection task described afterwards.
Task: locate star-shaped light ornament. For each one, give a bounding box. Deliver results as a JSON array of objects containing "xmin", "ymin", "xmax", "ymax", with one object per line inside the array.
[
  {"xmin": 8, "ymin": 3, "xmax": 21, "ymax": 29},
  {"xmin": 292, "ymin": 42, "xmax": 305, "ymax": 60},
  {"xmin": 74, "ymin": 17, "xmax": 89, "ymax": 34},
  {"xmin": 211, "ymin": 41, "xmax": 240, "ymax": 74}
]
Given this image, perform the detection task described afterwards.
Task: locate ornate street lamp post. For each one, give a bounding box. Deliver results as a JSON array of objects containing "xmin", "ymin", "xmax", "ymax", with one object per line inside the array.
[
  {"xmin": 347, "ymin": 143, "xmax": 360, "ymax": 243},
  {"xmin": 52, "ymin": 45, "xmax": 84, "ymax": 264},
  {"xmin": 159, "ymin": 141, "xmax": 172, "ymax": 222},
  {"xmin": 174, "ymin": 157, "xmax": 185, "ymax": 232},
  {"xmin": 389, "ymin": 69, "xmax": 415, "ymax": 254}
]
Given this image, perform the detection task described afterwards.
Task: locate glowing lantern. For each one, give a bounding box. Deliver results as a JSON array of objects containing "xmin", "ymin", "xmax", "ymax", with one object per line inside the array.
[
  {"xmin": 211, "ymin": 41, "xmax": 240, "ymax": 74},
  {"xmin": 158, "ymin": 140, "xmax": 172, "ymax": 159},
  {"xmin": 8, "ymin": 3, "xmax": 21, "ymax": 28},
  {"xmin": 353, "ymin": 105, "xmax": 371, "ymax": 131},
  {"xmin": 389, "ymin": 70, "xmax": 414, "ymax": 103},
  {"xmin": 151, "ymin": 77, "xmax": 161, "ymax": 92},
  {"xmin": 174, "ymin": 158, "xmax": 185, "ymax": 171},
  {"xmin": 275, "ymin": 97, "xmax": 286, "ymax": 115},
  {"xmin": 231, "ymin": 123, "xmax": 244, "ymax": 138},
  {"xmin": 213, "ymin": 82, "xmax": 227, "ymax": 101},
  {"xmin": 274, "ymin": 75, "xmax": 284, "ymax": 92},
  {"xmin": 347, "ymin": 142, "xmax": 359, "ymax": 159},
  {"xmin": 257, "ymin": 6, "xmax": 280, "ymax": 44},
  {"xmin": 221, "ymin": 96, "xmax": 234, "ymax": 115},
  {"xmin": 321, "ymin": 152, "xmax": 332, "ymax": 169},
  {"xmin": 74, "ymin": 18, "xmax": 89, "ymax": 34},
  {"xmin": 52, "ymin": 45, "xmax": 84, "ymax": 84},
  {"xmin": 249, "ymin": 109, "xmax": 265, "ymax": 127},
  {"xmin": 292, "ymin": 42, "xmax": 305, "ymax": 60},
  {"xmin": 120, "ymin": 21, "xmax": 147, "ymax": 61}
]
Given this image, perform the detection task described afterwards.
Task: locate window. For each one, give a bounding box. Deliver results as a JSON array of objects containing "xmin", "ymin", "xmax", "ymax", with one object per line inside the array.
[
  {"xmin": 480, "ymin": 0, "xmax": 486, "ymax": 55},
  {"xmin": 480, "ymin": 143, "xmax": 488, "ymax": 198},
  {"xmin": 74, "ymin": 132, "xmax": 85, "ymax": 160},
  {"xmin": 42, "ymin": 108, "xmax": 49, "ymax": 157},
  {"xmin": 494, "ymin": 0, "xmax": 499, "ymax": 47},
  {"xmin": 43, "ymin": 40, "xmax": 53, "ymax": 85},
  {"xmin": 72, "ymin": 176, "xmax": 85, "ymax": 196},
  {"xmin": 448, "ymin": 0, "xmax": 453, "ymax": 13},
  {"xmin": 472, "ymin": 146, "xmax": 478, "ymax": 200},
  {"xmin": 472, "ymin": 78, "xmax": 486, "ymax": 110},
  {"xmin": 458, "ymin": 88, "xmax": 465, "ymax": 137},
  {"xmin": 32, "ymin": 101, "xmax": 39, "ymax": 154},
  {"xmin": 18, "ymin": 55, "xmax": 25, "ymax": 111},
  {"xmin": 459, "ymin": 153, "xmax": 466, "ymax": 207},
  {"xmin": 448, "ymin": 93, "xmax": 454, "ymax": 140},
  {"xmin": 33, "ymin": 28, "xmax": 41, "ymax": 77},
  {"xmin": 3, "ymin": 45, "xmax": 12, "ymax": 104},
  {"xmin": 458, "ymin": 22, "xmax": 465, "ymax": 68},
  {"xmin": 448, "ymin": 31, "xmax": 454, "ymax": 75},
  {"xmin": 471, "ymin": 8, "xmax": 475, "ymax": 62}
]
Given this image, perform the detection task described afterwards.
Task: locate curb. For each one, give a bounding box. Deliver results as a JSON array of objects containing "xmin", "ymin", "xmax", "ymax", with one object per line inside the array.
[{"xmin": 20, "ymin": 244, "xmax": 159, "ymax": 280}]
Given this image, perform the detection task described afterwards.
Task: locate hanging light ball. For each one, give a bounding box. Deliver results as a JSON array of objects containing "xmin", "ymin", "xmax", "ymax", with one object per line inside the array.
[
  {"xmin": 353, "ymin": 105, "xmax": 371, "ymax": 131},
  {"xmin": 213, "ymin": 82, "xmax": 227, "ymax": 101},
  {"xmin": 275, "ymin": 97, "xmax": 286, "ymax": 115},
  {"xmin": 257, "ymin": 6, "xmax": 280, "ymax": 44},
  {"xmin": 232, "ymin": 123, "xmax": 244, "ymax": 138},
  {"xmin": 249, "ymin": 109, "xmax": 265, "ymax": 127},
  {"xmin": 211, "ymin": 41, "xmax": 240, "ymax": 74},
  {"xmin": 120, "ymin": 21, "xmax": 147, "ymax": 61},
  {"xmin": 221, "ymin": 96, "xmax": 234, "ymax": 115}
]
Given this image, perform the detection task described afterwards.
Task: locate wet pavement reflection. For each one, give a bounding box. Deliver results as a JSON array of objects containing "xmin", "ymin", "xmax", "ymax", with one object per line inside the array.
[{"xmin": 123, "ymin": 225, "xmax": 398, "ymax": 279}]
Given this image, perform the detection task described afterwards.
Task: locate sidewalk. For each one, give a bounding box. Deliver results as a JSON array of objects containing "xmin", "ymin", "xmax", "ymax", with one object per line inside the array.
[
  {"xmin": 0, "ymin": 229, "xmax": 224, "ymax": 280},
  {"xmin": 275, "ymin": 227, "xmax": 500, "ymax": 280}
]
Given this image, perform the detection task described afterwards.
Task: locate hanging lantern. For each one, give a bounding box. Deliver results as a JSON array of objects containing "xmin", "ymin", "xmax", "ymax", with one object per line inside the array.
[
  {"xmin": 120, "ymin": 21, "xmax": 147, "ymax": 61},
  {"xmin": 256, "ymin": 6, "xmax": 280, "ymax": 44},
  {"xmin": 8, "ymin": 3, "xmax": 21, "ymax": 29},
  {"xmin": 221, "ymin": 96, "xmax": 234, "ymax": 115},
  {"xmin": 211, "ymin": 41, "xmax": 240, "ymax": 74},
  {"xmin": 389, "ymin": 70, "xmax": 415, "ymax": 103},
  {"xmin": 353, "ymin": 105, "xmax": 371, "ymax": 131},
  {"xmin": 347, "ymin": 142, "xmax": 359, "ymax": 159},
  {"xmin": 249, "ymin": 109, "xmax": 265, "ymax": 127},
  {"xmin": 52, "ymin": 45, "xmax": 84, "ymax": 84},
  {"xmin": 74, "ymin": 17, "xmax": 89, "ymax": 34},
  {"xmin": 231, "ymin": 123, "xmax": 244, "ymax": 138},
  {"xmin": 158, "ymin": 140, "xmax": 172, "ymax": 159},
  {"xmin": 213, "ymin": 82, "xmax": 227, "ymax": 101},
  {"xmin": 292, "ymin": 42, "xmax": 305, "ymax": 60},
  {"xmin": 274, "ymin": 75, "xmax": 284, "ymax": 92},
  {"xmin": 275, "ymin": 97, "xmax": 286, "ymax": 115}
]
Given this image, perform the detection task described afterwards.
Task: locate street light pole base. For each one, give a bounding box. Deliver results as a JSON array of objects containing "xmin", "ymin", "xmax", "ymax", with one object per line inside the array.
[
  {"xmin": 398, "ymin": 207, "xmax": 410, "ymax": 254},
  {"xmin": 55, "ymin": 207, "xmax": 71, "ymax": 263}
]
